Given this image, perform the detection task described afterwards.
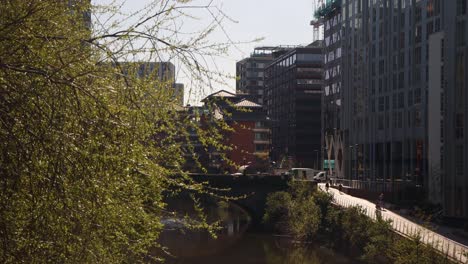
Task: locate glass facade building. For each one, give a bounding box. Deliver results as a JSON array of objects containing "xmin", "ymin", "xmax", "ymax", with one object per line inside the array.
[
  {"xmin": 321, "ymin": 0, "xmax": 468, "ymax": 220},
  {"xmin": 265, "ymin": 42, "xmax": 324, "ymax": 168}
]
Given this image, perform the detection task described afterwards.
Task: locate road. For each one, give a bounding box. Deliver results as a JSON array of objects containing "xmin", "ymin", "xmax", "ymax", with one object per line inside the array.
[{"xmin": 318, "ymin": 183, "xmax": 468, "ymax": 263}]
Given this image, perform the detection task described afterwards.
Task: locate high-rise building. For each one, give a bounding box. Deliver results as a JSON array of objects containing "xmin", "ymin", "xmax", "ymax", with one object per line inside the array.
[
  {"xmin": 265, "ymin": 42, "xmax": 323, "ymax": 168},
  {"xmin": 133, "ymin": 61, "xmax": 175, "ymax": 82},
  {"xmin": 119, "ymin": 61, "xmax": 185, "ymax": 105},
  {"xmin": 236, "ymin": 47, "xmax": 292, "ymax": 105},
  {"xmin": 173, "ymin": 83, "xmax": 185, "ymax": 106},
  {"xmin": 442, "ymin": 0, "xmax": 468, "ymax": 220},
  {"xmin": 318, "ymin": 0, "xmax": 467, "ymax": 220},
  {"xmin": 319, "ymin": 0, "xmax": 344, "ymax": 178}
]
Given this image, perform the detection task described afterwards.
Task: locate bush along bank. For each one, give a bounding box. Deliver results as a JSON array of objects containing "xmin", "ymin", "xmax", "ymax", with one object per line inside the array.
[{"xmin": 263, "ymin": 181, "xmax": 454, "ymax": 264}]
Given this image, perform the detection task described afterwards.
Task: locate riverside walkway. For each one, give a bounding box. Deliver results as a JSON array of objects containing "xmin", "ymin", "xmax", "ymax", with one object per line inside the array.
[{"xmin": 318, "ymin": 183, "xmax": 468, "ymax": 263}]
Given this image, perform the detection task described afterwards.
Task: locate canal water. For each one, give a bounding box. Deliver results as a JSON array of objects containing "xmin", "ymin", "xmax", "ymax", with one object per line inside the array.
[{"xmin": 157, "ymin": 200, "xmax": 354, "ymax": 264}]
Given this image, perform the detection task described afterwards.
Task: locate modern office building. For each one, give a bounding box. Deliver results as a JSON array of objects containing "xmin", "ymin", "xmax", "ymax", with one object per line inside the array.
[
  {"xmin": 442, "ymin": 0, "xmax": 468, "ymax": 220},
  {"xmin": 236, "ymin": 48, "xmax": 274, "ymax": 105},
  {"xmin": 318, "ymin": 0, "xmax": 468, "ymax": 220},
  {"xmin": 318, "ymin": 0, "xmax": 345, "ymax": 178},
  {"xmin": 265, "ymin": 42, "xmax": 323, "ymax": 168},
  {"xmin": 236, "ymin": 47, "xmax": 294, "ymax": 105}
]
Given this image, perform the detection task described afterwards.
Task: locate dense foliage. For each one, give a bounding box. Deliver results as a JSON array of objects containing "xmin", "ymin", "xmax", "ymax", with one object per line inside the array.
[
  {"xmin": 263, "ymin": 181, "xmax": 321, "ymax": 240},
  {"xmin": 264, "ymin": 182, "xmax": 453, "ymax": 263},
  {"xmin": 0, "ymin": 0, "xmax": 232, "ymax": 262}
]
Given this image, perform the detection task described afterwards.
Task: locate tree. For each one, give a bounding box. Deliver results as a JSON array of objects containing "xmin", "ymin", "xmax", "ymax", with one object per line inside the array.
[
  {"xmin": 263, "ymin": 182, "xmax": 321, "ymax": 240},
  {"xmin": 0, "ymin": 0, "xmax": 237, "ymax": 262}
]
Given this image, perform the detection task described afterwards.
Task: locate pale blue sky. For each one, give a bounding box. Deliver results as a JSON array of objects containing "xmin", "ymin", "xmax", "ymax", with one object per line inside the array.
[{"xmin": 93, "ymin": 0, "xmax": 315, "ymax": 104}]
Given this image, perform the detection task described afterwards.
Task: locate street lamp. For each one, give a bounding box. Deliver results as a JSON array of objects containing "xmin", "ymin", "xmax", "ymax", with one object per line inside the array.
[
  {"xmin": 354, "ymin": 144, "xmax": 358, "ymax": 181},
  {"xmin": 314, "ymin": 149, "xmax": 319, "ymax": 170},
  {"xmin": 323, "ymin": 146, "xmax": 328, "ymax": 178},
  {"xmin": 349, "ymin": 145, "xmax": 354, "ymax": 181}
]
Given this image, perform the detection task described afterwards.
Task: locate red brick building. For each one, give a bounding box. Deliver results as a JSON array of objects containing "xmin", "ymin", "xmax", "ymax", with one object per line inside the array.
[{"xmin": 202, "ymin": 90, "xmax": 270, "ymax": 173}]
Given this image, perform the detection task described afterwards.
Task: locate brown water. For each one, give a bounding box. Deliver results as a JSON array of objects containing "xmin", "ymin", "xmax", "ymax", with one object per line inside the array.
[{"xmin": 157, "ymin": 202, "xmax": 355, "ymax": 264}]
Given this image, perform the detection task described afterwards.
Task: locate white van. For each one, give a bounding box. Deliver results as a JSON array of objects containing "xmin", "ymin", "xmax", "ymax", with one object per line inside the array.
[
  {"xmin": 312, "ymin": 171, "xmax": 326, "ymax": 182},
  {"xmin": 289, "ymin": 168, "xmax": 318, "ymax": 181}
]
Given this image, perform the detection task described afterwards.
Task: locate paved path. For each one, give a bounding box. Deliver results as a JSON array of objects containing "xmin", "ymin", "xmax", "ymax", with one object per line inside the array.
[{"xmin": 318, "ymin": 183, "xmax": 468, "ymax": 263}]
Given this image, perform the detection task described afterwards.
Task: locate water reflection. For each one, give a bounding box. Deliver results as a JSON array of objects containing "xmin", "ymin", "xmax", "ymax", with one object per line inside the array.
[
  {"xmin": 158, "ymin": 201, "xmax": 250, "ymax": 259},
  {"xmin": 157, "ymin": 201, "xmax": 354, "ymax": 263}
]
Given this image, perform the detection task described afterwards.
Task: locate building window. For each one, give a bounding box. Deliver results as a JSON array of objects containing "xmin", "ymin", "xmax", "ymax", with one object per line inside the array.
[
  {"xmin": 427, "ymin": 21, "xmax": 434, "ymax": 39},
  {"xmin": 408, "ymin": 111, "xmax": 412, "ymax": 127},
  {"xmin": 457, "ymin": 0, "xmax": 467, "ymax": 16},
  {"xmin": 399, "ymin": 71, "xmax": 404, "ymax": 89},
  {"xmin": 435, "ymin": 18, "xmax": 441, "ymax": 32},
  {"xmin": 255, "ymin": 121, "xmax": 265, "ymax": 128},
  {"xmin": 457, "ymin": 21, "xmax": 466, "ymax": 47},
  {"xmin": 427, "ymin": 0, "xmax": 434, "ymax": 17},
  {"xmin": 255, "ymin": 133, "xmax": 268, "ymax": 141},
  {"xmin": 398, "ymin": 112, "xmax": 403, "ymax": 128},
  {"xmin": 456, "ymin": 52, "xmax": 465, "ymax": 108},
  {"xmin": 379, "ymin": 97, "xmax": 385, "ymax": 112},
  {"xmin": 414, "ymin": 109, "xmax": 422, "ymax": 127},
  {"xmin": 255, "ymin": 144, "xmax": 267, "ymax": 152},
  {"xmin": 378, "ymin": 115, "xmax": 384, "ymax": 130},
  {"xmin": 434, "ymin": 0, "xmax": 441, "ymax": 16},
  {"xmin": 455, "ymin": 146, "xmax": 464, "ymax": 176},
  {"xmin": 408, "ymin": 90, "xmax": 413, "ymax": 106},
  {"xmin": 415, "ymin": 88, "xmax": 422, "ymax": 104},
  {"xmin": 415, "ymin": 26, "xmax": 422, "ymax": 43},
  {"xmin": 415, "ymin": 47, "xmax": 422, "ymax": 65},
  {"xmin": 398, "ymin": 92, "xmax": 405, "ymax": 109},
  {"xmin": 456, "ymin": 113, "xmax": 464, "ymax": 139},
  {"xmin": 400, "ymin": 32, "xmax": 405, "ymax": 49}
]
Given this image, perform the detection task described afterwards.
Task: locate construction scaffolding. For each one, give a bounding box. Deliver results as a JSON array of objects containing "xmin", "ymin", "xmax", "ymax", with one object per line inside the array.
[{"xmin": 314, "ymin": 0, "xmax": 342, "ymax": 19}]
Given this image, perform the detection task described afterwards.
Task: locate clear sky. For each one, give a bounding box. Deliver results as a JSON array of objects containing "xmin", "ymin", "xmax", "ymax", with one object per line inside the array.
[{"xmin": 93, "ymin": 0, "xmax": 316, "ymax": 105}]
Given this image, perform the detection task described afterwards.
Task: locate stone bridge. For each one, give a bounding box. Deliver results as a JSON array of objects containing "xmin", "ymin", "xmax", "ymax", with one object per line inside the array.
[{"xmin": 190, "ymin": 174, "xmax": 293, "ymax": 228}]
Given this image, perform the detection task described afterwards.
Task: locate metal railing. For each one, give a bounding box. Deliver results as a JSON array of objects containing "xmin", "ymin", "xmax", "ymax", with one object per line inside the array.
[
  {"xmin": 331, "ymin": 178, "xmax": 421, "ymax": 193},
  {"xmin": 325, "ymin": 186, "xmax": 468, "ymax": 263}
]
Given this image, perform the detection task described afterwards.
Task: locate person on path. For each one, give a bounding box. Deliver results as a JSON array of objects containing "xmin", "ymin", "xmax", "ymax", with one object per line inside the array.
[
  {"xmin": 379, "ymin": 192, "xmax": 384, "ymax": 209},
  {"xmin": 325, "ymin": 182, "xmax": 330, "ymax": 192}
]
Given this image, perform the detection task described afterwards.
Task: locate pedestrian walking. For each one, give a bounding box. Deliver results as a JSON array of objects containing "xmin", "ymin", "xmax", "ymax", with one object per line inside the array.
[
  {"xmin": 379, "ymin": 192, "xmax": 384, "ymax": 209},
  {"xmin": 325, "ymin": 182, "xmax": 330, "ymax": 192}
]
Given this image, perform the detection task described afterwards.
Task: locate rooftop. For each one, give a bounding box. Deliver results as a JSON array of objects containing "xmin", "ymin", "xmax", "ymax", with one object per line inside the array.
[{"xmin": 234, "ymin": 99, "xmax": 262, "ymax": 108}]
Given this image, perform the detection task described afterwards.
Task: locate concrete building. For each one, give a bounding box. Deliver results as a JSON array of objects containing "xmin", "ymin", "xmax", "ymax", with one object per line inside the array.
[
  {"xmin": 265, "ymin": 42, "xmax": 323, "ymax": 168},
  {"xmin": 120, "ymin": 61, "xmax": 185, "ymax": 105},
  {"xmin": 132, "ymin": 61, "xmax": 175, "ymax": 82},
  {"xmin": 173, "ymin": 83, "xmax": 185, "ymax": 106}
]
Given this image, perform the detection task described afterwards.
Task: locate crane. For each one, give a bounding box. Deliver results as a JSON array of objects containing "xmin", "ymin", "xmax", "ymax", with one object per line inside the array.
[{"xmin": 310, "ymin": 0, "xmax": 325, "ymax": 42}]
